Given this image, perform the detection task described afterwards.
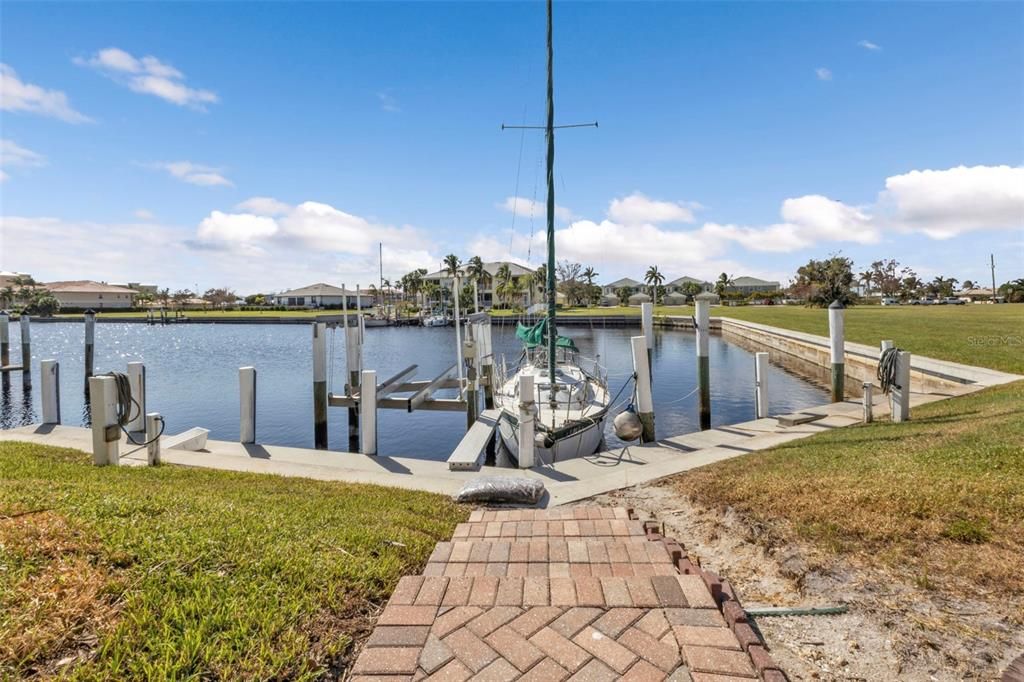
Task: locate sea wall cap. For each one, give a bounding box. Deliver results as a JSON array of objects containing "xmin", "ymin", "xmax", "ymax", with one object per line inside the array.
[
  {"xmin": 695, "ymin": 292, "xmax": 719, "ymax": 302},
  {"xmin": 829, "ymin": 300, "xmax": 845, "ymax": 309}
]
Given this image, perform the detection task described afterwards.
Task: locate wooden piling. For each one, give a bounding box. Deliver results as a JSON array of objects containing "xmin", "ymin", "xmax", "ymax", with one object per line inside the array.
[
  {"xmin": 641, "ymin": 302, "xmax": 654, "ymax": 382},
  {"xmin": 312, "ymin": 322, "xmax": 328, "ymax": 449},
  {"xmin": 20, "ymin": 314, "xmax": 31, "ymax": 388},
  {"xmin": 0, "ymin": 311, "xmax": 10, "ymax": 389},
  {"xmin": 862, "ymin": 382, "xmax": 873, "ymax": 423},
  {"xmin": 146, "ymin": 413, "xmax": 162, "ymax": 465},
  {"xmin": 754, "ymin": 352, "xmax": 769, "ymax": 419},
  {"xmin": 517, "ymin": 373, "xmax": 535, "ymax": 468},
  {"xmin": 694, "ymin": 292, "xmax": 714, "ymax": 430},
  {"xmin": 480, "ymin": 323, "xmax": 495, "ymax": 410},
  {"xmin": 630, "ymin": 336, "xmax": 656, "ymax": 442},
  {"xmin": 239, "ymin": 367, "xmax": 256, "ymax": 444},
  {"xmin": 360, "ymin": 368, "xmax": 377, "ymax": 455},
  {"xmin": 88, "ymin": 375, "xmax": 119, "ymax": 466},
  {"xmin": 126, "ymin": 362, "xmax": 146, "ymax": 432},
  {"xmin": 41, "ymin": 359, "xmax": 60, "ymax": 424},
  {"xmin": 828, "ymin": 300, "xmax": 845, "ymax": 402},
  {"xmin": 84, "ymin": 309, "xmax": 96, "ymax": 386}
]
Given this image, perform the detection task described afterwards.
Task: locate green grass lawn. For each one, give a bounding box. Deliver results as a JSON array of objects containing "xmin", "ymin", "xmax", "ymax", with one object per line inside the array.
[
  {"xmin": 499, "ymin": 304, "xmax": 1024, "ymax": 374},
  {"xmin": 0, "ymin": 443, "xmax": 467, "ymax": 680},
  {"xmin": 672, "ymin": 379, "xmax": 1024, "ymax": 596}
]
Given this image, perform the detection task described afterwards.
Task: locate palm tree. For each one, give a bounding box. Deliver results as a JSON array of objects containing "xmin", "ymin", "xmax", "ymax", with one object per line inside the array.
[
  {"xmin": 0, "ymin": 286, "xmax": 15, "ymax": 309},
  {"xmin": 466, "ymin": 256, "xmax": 486, "ymax": 311},
  {"xmin": 715, "ymin": 273, "xmax": 733, "ymax": 297},
  {"xmin": 443, "ymin": 254, "xmax": 461, "ymax": 277},
  {"xmin": 644, "ymin": 265, "xmax": 665, "ymax": 304},
  {"xmin": 858, "ymin": 270, "xmax": 873, "ymax": 296},
  {"xmin": 582, "ymin": 266, "xmax": 599, "ymax": 307},
  {"xmin": 506, "ymin": 277, "xmax": 526, "ymax": 311}
]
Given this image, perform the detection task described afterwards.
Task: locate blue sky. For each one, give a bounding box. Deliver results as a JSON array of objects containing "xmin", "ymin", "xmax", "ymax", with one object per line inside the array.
[{"xmin": 1, "ymin": 1, "xmax": 1022, "ymax": 293}]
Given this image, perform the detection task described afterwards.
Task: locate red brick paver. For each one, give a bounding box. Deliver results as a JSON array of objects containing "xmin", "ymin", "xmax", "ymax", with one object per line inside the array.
[{"xmin": 350, "ymin": 505, "xmax": 785, "ymax": 681}]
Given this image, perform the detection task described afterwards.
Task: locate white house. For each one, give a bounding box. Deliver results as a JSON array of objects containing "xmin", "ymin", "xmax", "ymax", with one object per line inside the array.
[
  {"xmin": 271, "ymin": 283, "xmax": 372, "ymax": 308},
  {"xmin": 727, "ymin": 276, "xmax": 781, "ymax": 295},
  {"xmin": 423, "ymin": 261, "xmax": 535, "ymax": 309},
  {"xmin": 46, "ymin": 281, "xmax": 136, "ymax": 309}
]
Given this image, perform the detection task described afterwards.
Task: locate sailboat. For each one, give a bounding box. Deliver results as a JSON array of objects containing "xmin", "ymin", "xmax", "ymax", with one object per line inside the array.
[{"xmin": 494, "ymin": 0, "xmax": 610, "ymax": 465}]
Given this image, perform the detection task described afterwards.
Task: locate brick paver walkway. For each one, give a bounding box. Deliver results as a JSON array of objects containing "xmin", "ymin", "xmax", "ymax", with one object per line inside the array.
[{"xmin": 351, "ymin": 506, "xmax": 787, "ymax": 681}]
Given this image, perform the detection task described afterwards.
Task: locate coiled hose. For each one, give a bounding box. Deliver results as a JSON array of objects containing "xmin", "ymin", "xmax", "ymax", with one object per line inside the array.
[
  {"xmin": 876, "ymin": 347, "xmax": 901, "ymax": 395},
  {"xmin": 104, "ymin": 371, "xmax": 164, "ymax": 446}
]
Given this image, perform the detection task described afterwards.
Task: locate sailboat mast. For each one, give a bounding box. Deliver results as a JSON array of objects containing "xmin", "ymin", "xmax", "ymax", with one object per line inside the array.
[{"xmin": 545, "ymin": 0, "xmax": 558, "ymax": 401}]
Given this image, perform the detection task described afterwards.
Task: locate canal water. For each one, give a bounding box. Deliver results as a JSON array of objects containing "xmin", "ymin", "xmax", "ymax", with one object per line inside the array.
[{"xmin": 0, "ymin": 323, "xmax": 828, "ymax": 460}]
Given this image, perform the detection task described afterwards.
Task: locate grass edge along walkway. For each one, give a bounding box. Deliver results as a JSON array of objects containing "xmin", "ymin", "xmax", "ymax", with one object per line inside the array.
[
  {"xmin": 0, "ymin": 442, "xmax": 468, "ymax": 681},
  {"xmin": 671, "ymin": 379, "xmax": 1024, "ymax": 599}
]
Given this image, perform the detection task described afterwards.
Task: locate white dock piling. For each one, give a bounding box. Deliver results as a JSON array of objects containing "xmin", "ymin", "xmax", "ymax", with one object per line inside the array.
[
  {"xmin": 754, "ymin": 352, "xmax": 769, "ymax": 419},
  {"xmin": 517, "ymin": 373, "xmax": 536, "ymax": 469},
  {"xmin": 0, "ymin": 311, "xmax": 10, "ymax": 389},
  {"xmin": 88, "ymin": 375, "xmax": 119, "ymax": 466},
  {"xmin": 480, "ymin": 322, "xmax": 495, "ymax": 410},
  {"xmin": 126, "ymin": 361, "xmax": 146, "ymax": 432},
  {"xmin": 313, "ymin": 322, "xmax": 328, "ymax": 449},
  {"xmin": 146, "ymin": 413, "xmax": 161, "ymax": 465},
  {"xmin": 360, "ymin": 368, "xmax": 377, "ymax": 455},
  {"xmin": 862, "ymin": 382, "xmax": 873, "ymax": 423},
  {"xmin": 20, "ymin": 314, "xmax": 31, "ymax": 388},
  {"xmin": 343, "ymin": 283, "xmax": 361, "ymax": 451},
  {"xmin": 464, "ymin": 335, "xmax": 478, "ymax": 429},
  {"xmin": 84, "ymin": 309, "xmax": 96, "ymax": 385},
  {"xmin": 694, "ymin": 292, "xmax": 714, "ymax": 430},
  {"xmin": 239, "ymin": 366, "xmax": 256, "ymax": 443},
  {"xmin": 41, "ymin": 359, "xmax": 60, "ymax": 424},
  {"xmin": 630, "ymin": 335, "xmax": 656, "ymax": 442},
  {"xmin": 641, "ymin": 301, "xmax": 654, "ymax": 382},
  {"xmin": 453, "ymin": 275, "xmax": 465, "ymax": 387},
  {"xmin": 892, "ymin": 351, "xmax": 912, "ymax": 423},
  {"xmin": 828, "ymin": 300, "xmax": 845, "ymax": 402}
]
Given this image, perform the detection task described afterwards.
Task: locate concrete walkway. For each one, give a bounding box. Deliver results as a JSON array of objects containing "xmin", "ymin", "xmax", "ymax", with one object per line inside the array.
[
  {"xmin": 0, "ymin": 388, "xmax": 958, "ymax": 508},
  {"xmin": 350, "ymin": 505, "xmax": 787, "ymax": 681}
]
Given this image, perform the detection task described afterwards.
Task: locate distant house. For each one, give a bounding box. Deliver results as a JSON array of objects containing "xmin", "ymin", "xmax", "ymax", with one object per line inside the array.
[
  {"xmin": 423, "ymin": 261, "xmax": 535, "ymax": 309},
  {"xmin": 271, "ymin": 283, "xmax": 372, "ymax": 308},
  {"xmin": 110, "ymin": 282, "xmax": 159, "ymax": 295},
  {"xmin": 46, "ymin": 281, "xmax": 136, "ymax": 309},
  {"xmin": 601, "ymin": 277, "xmax": 643, "ymax": 295},
  {"xmin": 727, "ymin": 276, "xmax": 780, "ymax": 295},
  {"xmin": 666, "ymin": 276, "xmax": 712, "ymax": 294},
  {"xmin": 957, "ymin": 288, "xmax": 995, "ymax": 302}
]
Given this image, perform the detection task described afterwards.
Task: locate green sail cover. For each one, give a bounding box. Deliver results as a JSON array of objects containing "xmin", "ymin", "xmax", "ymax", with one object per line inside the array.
[{"xmin": 515, "ymin": 318, "xmax": 579, "ymax": 352}]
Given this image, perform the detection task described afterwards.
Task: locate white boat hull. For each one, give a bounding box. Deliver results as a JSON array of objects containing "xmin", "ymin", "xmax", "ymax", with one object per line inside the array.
[{"xmin": 496, "ymin": 410, "xmax": 606, "ymax": 466}]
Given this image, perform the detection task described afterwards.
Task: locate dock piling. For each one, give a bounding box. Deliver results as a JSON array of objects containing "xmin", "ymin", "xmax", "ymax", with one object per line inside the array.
[
  {"xmin": 40, "ymin": 359, "xmax": 60, "ymax": 424},
  {"xmin": 84, "ymin": 309, "xmax": 96, "ymax": 386},
  {"xmin": 694, "ymin": 292, "xmax": 714, "ymax": 430},
  {"xmin": 344, "ymin": 285, "xmax": 362, "ymax": 451},
  {"xmin": 360, "ymin": 369, "xmax": 377, "ymax": 455},
  {"xmin": 464, "ymin": 335, "xmax": 478, "ymax": 430},
  {"xmin": 754, "ymin": 352, "xmax": 769, "ymax": 419},
  {"xmin": 126, "ymin": 362, "xmax": 146, "ymax": 432},
  {"xmin": 146, "ymin": 413, "xmax": 162, "ymax": 465},
  {"xmin": 517, "ymin": 373, "xmax": 535, "ymax": 468},
  {"xmin": 88, "ymin": 375, "xmax": 119, "ymax": 466},
  {"xmin": 239, "ymin": 367, "xmax": 256, "ymax": 444},
  {"xmin": 641, "ymin": 302, "xmax": 654, "ymax": 382},
  {"xmin": 630, "ymin": 335, "xmax": 656, "ymax": 442},
  {"xmin": 480, "ymin": 322, "xmax": 495, "ymax": 410},
  {"xmin": 862, "ymin": 382, "xmax": 874, "ymax": 423},
  {"xmin": 20, "ymin": 314, "xmax": 31, "ymax": 388},
  {"xmin": 0, "ymin": 311, "xmax": 10, "ymax": 389},
  {"xmin": 313, "ymin": 322, "xmax": 328, "ymax": 449},
  {"xmin": 828, "ymin": 300, "xmax": 845, "ymax": 402}
]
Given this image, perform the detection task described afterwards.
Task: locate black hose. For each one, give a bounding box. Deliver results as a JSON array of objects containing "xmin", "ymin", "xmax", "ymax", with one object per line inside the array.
[
  {"xmin": 103, "ymin": 371, "xmax": 165, "ymax": 446},
  {"xmin": 876, "ymin": 347, "xmax": 901, "ymax": 395}
]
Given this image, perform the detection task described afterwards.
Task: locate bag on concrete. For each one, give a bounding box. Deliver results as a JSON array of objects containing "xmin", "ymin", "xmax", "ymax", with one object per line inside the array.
[{"xmin": 455, "ymin": 476, "xmax": 546, "ymax": 504}]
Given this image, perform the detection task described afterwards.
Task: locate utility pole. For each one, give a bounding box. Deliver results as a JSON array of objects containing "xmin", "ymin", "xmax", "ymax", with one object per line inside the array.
[{"xmin": 990, "ymin": 254, "xmax": 997, "ymax": 297}]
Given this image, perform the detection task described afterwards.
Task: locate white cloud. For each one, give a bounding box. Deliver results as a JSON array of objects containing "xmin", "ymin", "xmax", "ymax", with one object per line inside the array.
[
  {"xmin": 197, "ymin": 211, "xmax": 278, "ymax": 245},
  {"xmin": 607, "ymin": 192, "xmax": 699, "ymax": 225},
  {"xmin": 74, "ymin": 47, "xmax": 217, "ymax": 109},
  {"xmin": 134, "ymin": 209, "xmax": 155, "ymax": 220},
  {"xmin": 377, "ymin": 90, "xmax": 400, "ymax": 113},
  {"xmin": 815, "ymin": 67, "xmax": 833, "ymax": 81},
  {"xmin": 0, "ymin": 139, "xmax": 46, "ymax": 181},
  {"xmin": 150, "ymin": 161, "xmax": 232, "ymax": 187},
  {"xmin": 498, "ymin": 196, "xmax": 572, "ymax": 222},
  {"xmin": 236, "ymin": 196, "xmax": 290, "ymax": 216},
  {"xmin": 879, "ymin": 165, "xmax": 1024, "ymax": 239},
  {"xmin": 858, "ymin": 40, "xmax": 882, "ymax": 51},
  {"xmin": 0, "ymin": 64, "xmax": 92, "ymax": 123}
]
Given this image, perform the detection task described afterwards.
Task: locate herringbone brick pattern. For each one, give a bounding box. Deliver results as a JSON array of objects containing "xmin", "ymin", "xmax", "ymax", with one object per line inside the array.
[{"xmin": 350, "ymin": 506, "xmax": 786, "ymax": 681}]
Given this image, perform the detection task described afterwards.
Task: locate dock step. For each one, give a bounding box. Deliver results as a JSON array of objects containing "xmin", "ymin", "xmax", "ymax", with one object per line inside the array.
[
  {"xmin": 448, "ymin": 409, "xmax": 501, "ymax": 471},
  {"xmin": 163, "ymin": 427, "xmax": 210, "ymax": 451},
  {"xmin": 776, "ymin": 412, "xmax": 825, "ymax": 427}
]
